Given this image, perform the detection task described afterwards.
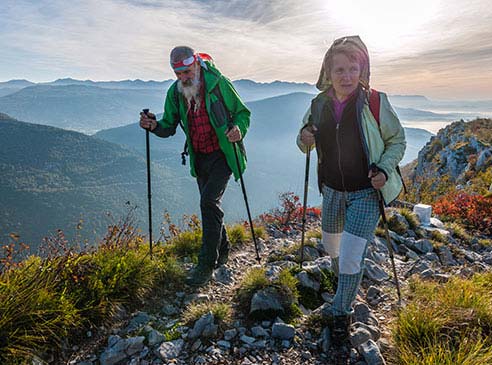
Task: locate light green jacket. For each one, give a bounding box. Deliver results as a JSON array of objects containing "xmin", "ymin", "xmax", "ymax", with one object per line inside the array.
[{"xmin": 297, "ymin": 91, "xmax": 406, "ymax": 204}]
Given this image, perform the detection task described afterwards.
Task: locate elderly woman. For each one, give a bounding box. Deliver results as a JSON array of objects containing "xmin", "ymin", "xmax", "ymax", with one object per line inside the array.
[{"xmin": 297, "ymin": 36, "xmax": 406, "ymax": 348}]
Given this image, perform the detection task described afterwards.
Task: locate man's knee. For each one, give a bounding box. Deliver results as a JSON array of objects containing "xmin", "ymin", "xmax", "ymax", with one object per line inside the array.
[{"xmin": 200, "ymin": 197, "xmax": 223, "ymax": 217}]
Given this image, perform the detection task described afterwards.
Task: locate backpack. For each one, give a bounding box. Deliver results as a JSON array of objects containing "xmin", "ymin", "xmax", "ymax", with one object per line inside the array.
[{"xmin": 369, "ymin": 89, "xmax": 407, "ymax": 194}]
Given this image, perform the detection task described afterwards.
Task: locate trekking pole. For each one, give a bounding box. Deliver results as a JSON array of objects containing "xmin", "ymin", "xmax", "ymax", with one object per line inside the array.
[
  {"xmin": 228, "ymin": 125, "xmax": 260, "ymax": 263},
  {"xmin": 299, "ymin": 146, "xmax": 311, "ymax": 268},
  {"xmin": 370, "ymin": 164, "xmax": 401, "ymax": 303},
  {"xmin": 143, "ymin": 108, "xmax": 153, "ymax": 260}
]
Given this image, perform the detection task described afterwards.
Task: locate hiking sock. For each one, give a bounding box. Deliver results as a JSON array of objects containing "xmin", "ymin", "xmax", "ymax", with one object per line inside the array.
[
  {"xmin": 332, "ymin": 271, "xmax": 363, "ymax": 315},
  {"xmin": 331, "ymin": 256, "xmax": 340, "ymax": 277}
]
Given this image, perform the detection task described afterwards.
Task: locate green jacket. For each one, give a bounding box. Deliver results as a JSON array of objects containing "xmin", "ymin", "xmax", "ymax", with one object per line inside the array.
[
  {"xmin": 297, "ymin": 90, "xmax": 406, "ymax": 204},
  {"xmin": 154, "ymin": 61, "xmax": 250, "ymax": 180}
]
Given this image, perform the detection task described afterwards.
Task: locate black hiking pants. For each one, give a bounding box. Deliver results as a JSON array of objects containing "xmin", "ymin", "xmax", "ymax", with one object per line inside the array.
[{"xmin": 195, "ymin": 150, "xmax": 231, "ymax": 270}]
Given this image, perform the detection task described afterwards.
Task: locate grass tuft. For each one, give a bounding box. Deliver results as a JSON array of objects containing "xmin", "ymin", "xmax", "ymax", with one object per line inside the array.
[
  {"xmin": 228, "ymin": 224, "xmax": 247, "ymax": 246},
  {"xmin": 399, "ymin": 208, "xmax": 420, "ymax": 231},
  {"xmin": 391, "ymin": 273, "xmax": 492, "ymax": 364},
  {"xmin": 236, "ymin": 267, "xmax": 301, "ymax": 323},
  {"xmin": 161, "ymin": 229, "xmax": 202, "ymax": 262},
  {"xmin": 430, "ymin": 230, "xmax": 447, "ymax": 243},
  {"xmin": 445, "ymin": 222, "xmax": 472, "ymax": 244},
  {"xmin": 0, "ymin": 218, "xmax": 185, "ymax": 363},
  {"xmin": 182, "ymin": 302, "xmax": 232, "ymax": 326}
]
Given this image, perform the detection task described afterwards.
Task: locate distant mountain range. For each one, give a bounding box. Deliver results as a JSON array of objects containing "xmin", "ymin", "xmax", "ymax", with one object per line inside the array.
[
  {"xmin": 0, "ymin": 79, "xmax": 317, "ymax": 134},
  {"xmin": 96, "ymin": 92, "xmax": 434, "ymax": 217},
  {"xmin": 0, "ymin": 113, "xmax": 198, "ymax": 249},
  {"xmin": 1, "ymin": 77, "xmax": 487, "ymax": 249},
  {"xmin": 388, "ymin": 95, "xmax": 492, "ymax": 114},
  {"xmin": 1, "ymin": 78, "xmax": 488, "ymax": 136}
]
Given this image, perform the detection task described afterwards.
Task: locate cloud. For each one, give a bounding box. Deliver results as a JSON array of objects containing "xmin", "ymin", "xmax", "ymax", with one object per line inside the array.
[{"xmin": 0, "ymin": 0, "xmax": 491, "ymax": 99}]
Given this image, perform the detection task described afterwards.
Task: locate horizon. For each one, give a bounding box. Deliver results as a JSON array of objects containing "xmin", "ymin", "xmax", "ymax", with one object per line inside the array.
[
  {"xmin": 1, "ymin": 0, "xmax": 492, "ymax": 101},
  {"xmin": 2, "ymin": 77, "xmax": 492, "ymax": 103}
]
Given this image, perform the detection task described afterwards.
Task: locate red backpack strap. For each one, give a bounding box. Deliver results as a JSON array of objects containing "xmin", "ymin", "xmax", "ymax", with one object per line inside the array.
[{"xmin": 369, "ymin": 88, "xmax": 380, "ymax": 125}]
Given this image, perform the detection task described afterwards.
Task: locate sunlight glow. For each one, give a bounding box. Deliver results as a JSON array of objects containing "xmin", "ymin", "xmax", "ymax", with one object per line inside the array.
[{"xmin": 324, "ymin": 0, "xmax": 441, "ymax": 52}]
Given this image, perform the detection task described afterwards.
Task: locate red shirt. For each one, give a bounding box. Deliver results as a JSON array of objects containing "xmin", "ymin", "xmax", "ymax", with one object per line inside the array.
[{"xmin": 188, "ymin": 79, "xmax": 220, "ymax": 154}]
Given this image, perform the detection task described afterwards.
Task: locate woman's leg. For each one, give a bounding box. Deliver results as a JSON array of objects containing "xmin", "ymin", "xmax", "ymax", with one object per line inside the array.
[
  {"xmin": 332, "ymin": 188, "xmax": 380, "ymax": 316},
  {"xmin": 321, "ymin": 185, "xmax": 345, "ymax": 277}
]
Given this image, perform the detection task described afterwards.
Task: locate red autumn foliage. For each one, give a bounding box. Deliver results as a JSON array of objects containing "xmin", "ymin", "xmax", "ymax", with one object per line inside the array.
[
  {"xmin": 259, "ymin": 192, "xmax": 321, "ymax": 230},
  {"xmin": 434, "ymin": 192, "xmax": 492, "ymax": 234}
]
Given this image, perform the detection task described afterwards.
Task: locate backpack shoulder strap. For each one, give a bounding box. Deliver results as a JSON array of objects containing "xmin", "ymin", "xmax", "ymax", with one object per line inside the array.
[
  {"xmin": 310, "ymin": 92, "xmax": 329, "ymax": 129},
  {"xmin": 170, "ymin": 82, "xmax": 189, "ymax": 165},
  {"xmin": 369, "ymin": 88, "xmax": 380, "ymax": 125},
  {"xmin": 369, "ymin": 88, "xmax": 407, "ymax": 194}
]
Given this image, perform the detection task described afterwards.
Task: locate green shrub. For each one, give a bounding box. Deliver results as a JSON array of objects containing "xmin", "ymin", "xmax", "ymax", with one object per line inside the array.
[
  {"xmin": 237, "ymin": 267, "xmax": 269, "ymax": 304},
  {"xmin": 227, "ymin": 224, "xmax": 247, "ymax": 246},
  {"xmin": 306, "ymin": 230, "xmax": 322, "ymax": 241},
  {"xmin": 182, "ymin": 302, "xmax": 231, "ymax": 326},
  {"xmin": 446, "ymin": 222, "xmax": 472, "ymax": 244},
  {"xmin": 252, "ymin": 225, "xmax": 267, "ymax": 240},
  {"xmin": 274, "ymin": 269, "xmax": 301, "ymax": 323},
  {"xmin": 375, "ymin": 226, "xmax": 385, "ymax": 237},
  {"xmin": 236, "ymin": 267, "xmax": 301, "ymax": 323},
  {"xmin": 430, "ymin": 230, "xmax": 447, "ymax": 243},
  {"xmin": 0, "ymin": 228, "xmax": 185, "ymax": 363},
  {"xmin": 162, "ymin": 229, "xmax": 202, "ymax": 262},
  {"xmin": 478, "ymin": 238, "xmax": 492, "ymax": 247},
  {"xmin": 162, "ymin": 322, "xmax": 182, "ymax": 341},
  {"xmin": 391, "ymin": 274, "xmax": 492, "ymax": 364},
  {"xmin": 386, "ymin": 213, "xmax": 409, "ymax": 235},
  {"xmin": 305, "ymin": 312, "xmax": 330, "ymax": 335},
  {"xmin": 295, "ymin": 268, "xmax": 336, "ymax": 310},
  {"xmin": 399, "ymin": 208, "xmax": 420, "ymax": 231},
  {"xmin": 0, "ymin": 257, "xmax": 81, "ymax": 362}
]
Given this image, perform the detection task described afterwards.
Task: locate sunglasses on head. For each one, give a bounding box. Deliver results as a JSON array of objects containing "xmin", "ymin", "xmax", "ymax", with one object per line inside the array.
[{"xmin": 172, "ymin": 55, "xmax": 196, "ymax": 71}]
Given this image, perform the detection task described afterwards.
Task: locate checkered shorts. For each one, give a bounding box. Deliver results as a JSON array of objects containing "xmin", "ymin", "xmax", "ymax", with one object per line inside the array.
[{"xmin": 321, "ymin": 185, "xmax": 380, "ymax": 240}]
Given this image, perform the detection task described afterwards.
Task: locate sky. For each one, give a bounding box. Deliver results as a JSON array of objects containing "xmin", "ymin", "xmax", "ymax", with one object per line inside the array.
[{"xmin": 1, "ymin": 0, "xmax": 491, "ymax": 100}]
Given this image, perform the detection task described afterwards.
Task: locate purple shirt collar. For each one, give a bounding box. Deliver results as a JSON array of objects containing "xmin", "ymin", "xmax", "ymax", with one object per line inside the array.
[{"xmin": 328, "ymin": 88, "xmax": 357, "ymax": 124}]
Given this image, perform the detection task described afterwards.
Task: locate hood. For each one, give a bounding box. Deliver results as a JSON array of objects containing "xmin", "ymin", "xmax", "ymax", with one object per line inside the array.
[{"xmin": 316, "ymin": 35, "xmax": 370, "ymax": 91}]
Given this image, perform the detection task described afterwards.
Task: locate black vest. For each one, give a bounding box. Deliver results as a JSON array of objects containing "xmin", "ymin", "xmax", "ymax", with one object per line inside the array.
[{"xmin": 311, "ymin": 90, "xmax": 371, "ymax": 192}]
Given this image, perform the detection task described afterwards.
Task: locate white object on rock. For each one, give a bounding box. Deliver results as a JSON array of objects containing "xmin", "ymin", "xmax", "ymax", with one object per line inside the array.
[{"xmin": 413, "ymin": 204, "xmax": 432, "ymax": 225}]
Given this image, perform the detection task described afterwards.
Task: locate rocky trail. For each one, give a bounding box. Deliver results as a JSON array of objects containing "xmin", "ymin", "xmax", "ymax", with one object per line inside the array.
[{"xmin": 66, "ymin": 205, "xmax": 492, "ymax": 365}]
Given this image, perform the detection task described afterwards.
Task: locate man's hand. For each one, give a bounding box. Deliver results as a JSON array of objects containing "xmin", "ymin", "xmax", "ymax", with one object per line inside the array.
[
  {"xmin": 368, "ymin": 167, "xmax": 387, "ymax": 190},
  {"xmin": 140, "ymin": 111, "xmax": 157, "ymax": 131},
  {"xmin": 300, "ymin": 125, "xmax": 317, "ymax": 146},
  {"xmin": 226, "ymin": 125, "xmax": 242, "ymax": 143}
]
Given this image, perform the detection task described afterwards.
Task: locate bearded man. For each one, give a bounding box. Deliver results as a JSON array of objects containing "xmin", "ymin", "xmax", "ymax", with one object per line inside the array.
[{"xmin": 140, "ymin": 46, "xmax": 250, "ymax": 286}]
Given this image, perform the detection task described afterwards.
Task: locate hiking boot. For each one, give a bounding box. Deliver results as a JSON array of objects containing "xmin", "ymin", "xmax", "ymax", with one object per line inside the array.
[
  {"xmin": 330, "ymin": 314, "xmax": 352, "ymax": 347},
  {"xmin": 215, "ymin": 250, "xmax": 229, "ymax": 268},
  {"xmin": 185, "ymin": 265, "xmax": 214, "ymax": 287}
]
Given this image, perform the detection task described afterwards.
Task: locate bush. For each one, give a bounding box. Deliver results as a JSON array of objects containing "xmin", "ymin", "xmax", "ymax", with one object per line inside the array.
[
  {"xmin": 391, "ymin": 274, "xmax": 492, "ymax": 364},
  {"xmin": 434, "ymin": 192, "xmax": 492, "ymax": 234},
  {"xmin": 386, "ymin": 212, "xmax": 409, "ymax": 235},
  {"xmin": 399, "ymin": 208, "xmax": 420, "ymax": 231},
  {"xmin": 0, "ymin": 257, "xmax": 81, "ymax": 362},
  {"xmin": 237, "ymin": 267, "xmax": 270, "ymax": 305},
  {"xmin": 306, "ymin": 230, "xmax": 322, "ymax": 241},
  {"xmin": 236, "ymin": 267, "xmax": 301, "ymax": 323},
  {"xmin": 294, "ymin": 268, "xmax": 336, "ymax": 310},
  {"xmin": 258, "ymin": 192, "xmax": 321, "ymax": 230},
  {"xmin": 445, "ymin": 222, "xmax": 472, "ymax": 244},
  {"xmin": 182, "ymin": 302, "xmax": 231, "ymax": 326},
  {"xmin": 227, "ymin": 224, "xmax": 247, "ymax": 246},
  {"xmin": 0, "ymin": 220, "xmax": 184, "ymax": 363},
  {"xmin": 162, "ymin": 229, "xmax": 202, "ymax": 262}
]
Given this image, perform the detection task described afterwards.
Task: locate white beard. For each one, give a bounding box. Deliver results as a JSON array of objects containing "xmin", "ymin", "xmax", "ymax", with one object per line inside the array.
[{"xmin": 177, "ymin": 68, "xmax": 201, "ymax": 113}]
